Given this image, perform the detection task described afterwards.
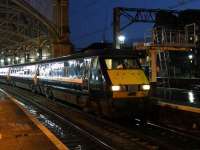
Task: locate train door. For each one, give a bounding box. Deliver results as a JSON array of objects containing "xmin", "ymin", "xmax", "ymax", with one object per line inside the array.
[{"xmin": 89, "ymin": 57, "xmax": 105, "ymax": 97}]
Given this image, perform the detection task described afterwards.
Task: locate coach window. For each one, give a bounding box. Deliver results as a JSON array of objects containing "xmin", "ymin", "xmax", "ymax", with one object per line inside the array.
[{"xmin": 51, "ymin": 62, "xmax": 64, "ymax": 78}]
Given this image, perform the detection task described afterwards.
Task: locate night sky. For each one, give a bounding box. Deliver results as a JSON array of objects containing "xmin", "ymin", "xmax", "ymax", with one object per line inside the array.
[{"xmin": 28, "ymin": 0, "xmax": 200, "ymax": 49}]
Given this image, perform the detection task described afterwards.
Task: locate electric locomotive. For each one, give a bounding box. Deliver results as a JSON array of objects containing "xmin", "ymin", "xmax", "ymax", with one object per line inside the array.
[{"xmin": 0, "ymin": 46, "xmax": 151, "ymax": 117}]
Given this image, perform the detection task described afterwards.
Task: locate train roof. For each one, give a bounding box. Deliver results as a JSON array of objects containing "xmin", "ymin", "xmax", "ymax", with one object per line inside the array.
[{"xmin": 2, "ymin": 43, "xmax": 145, "ymax": 68}]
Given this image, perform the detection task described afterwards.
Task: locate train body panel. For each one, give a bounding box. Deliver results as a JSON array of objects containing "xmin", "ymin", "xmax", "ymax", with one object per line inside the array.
[
  {"xmin": 0, "ymin": 48, "xmax": 151, "ymax": 117},
  {"xmin": 107, "ymin": 69, "xmax": 149, "ymax": 85}
]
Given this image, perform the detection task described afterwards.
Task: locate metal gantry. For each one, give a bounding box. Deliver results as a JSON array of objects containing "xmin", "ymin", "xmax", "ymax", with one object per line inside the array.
[
  {"xmin": 113, "ymin": 7, "xmax": 196, "ymax": 83},
  {"xmin": 113, "ymin": 7, "xmax": 178, "ymax": 48}
]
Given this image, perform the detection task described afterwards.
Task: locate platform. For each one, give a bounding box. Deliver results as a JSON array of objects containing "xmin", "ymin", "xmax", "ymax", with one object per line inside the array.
[
  {"xmin": 0, "ymin": 89, "xmax": 69, "ymax": 150},
  {"xmin": 151, "ymin": 87, "xmax": 200, "ymax": 113}
]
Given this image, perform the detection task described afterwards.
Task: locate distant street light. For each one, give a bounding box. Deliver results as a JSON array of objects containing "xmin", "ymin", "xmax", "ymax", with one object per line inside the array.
[
  {"xmin": 116, "ymin": 34, "xmax": 126, "ymax": 49},
  {"xmin": 118, "ymin": 35, "xmax": 126, "ymax": 44},
  {"xmin": 188, "ymin": 54, "xmax": 193, "ymax": 60},
  {"xmin": 188, "ymin": 91, "xmax": 194, "ymax": 103}
]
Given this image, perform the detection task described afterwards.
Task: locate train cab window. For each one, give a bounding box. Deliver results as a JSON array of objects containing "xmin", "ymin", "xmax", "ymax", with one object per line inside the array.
[{"xmin": 105, "ymin": 58, "xmax": 139, "ymax": 69}]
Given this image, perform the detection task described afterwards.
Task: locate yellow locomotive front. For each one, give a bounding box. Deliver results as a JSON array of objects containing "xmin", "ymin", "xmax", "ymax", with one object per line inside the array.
[
  {"xmin": 105, "ymin": 58, "xmax": 150, "ymax": 99},
  {"xmin": 98, "ymin": 55, "xmax": 151, "ymax": 118}
]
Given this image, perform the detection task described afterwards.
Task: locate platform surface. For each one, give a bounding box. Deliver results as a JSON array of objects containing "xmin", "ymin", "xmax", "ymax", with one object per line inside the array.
[
  {"xmin": 152, "ymin": 87, "xmax": 200, "ymax": 106},
  {"xmin": 0, "ymin": 90, "xmax": 68, "ymax": 150},
  {"xmin": 151, "ymin": 87, "xmax": 200, "ymax": 113}
]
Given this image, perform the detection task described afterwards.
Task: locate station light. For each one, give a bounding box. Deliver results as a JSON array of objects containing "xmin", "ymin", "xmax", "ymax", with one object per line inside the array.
[
  {"xmin": 146, "ymin": 56, "xmax": 150, "ymax": 62},
  {"xmin": 188, "ymin": 91, "xmax": 194, "ymax": 103},
  {"xmin": 188, "ymin": 54, "xmax": 193, "ymax": 60},
  {"xmin": 15, "ymin": 57, "xmax": 19, "ymax": 61},
  {"xmin": 1, "ymin": 59, "xmax": 4, "ymax": 63},
  {"xmin": 37, "ymin": 52, "xmax": 40, "ymax": 57},
  {"xmin": 118, "ymin": 35, "xmax": 126, "ymax": 44},
  {"xmin": 7, "ymin": 58, "xmax": 11, "ymax": 62}
]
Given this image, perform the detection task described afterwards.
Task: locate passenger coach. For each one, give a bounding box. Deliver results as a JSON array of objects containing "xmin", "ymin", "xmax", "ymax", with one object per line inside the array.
[{"xmin": 0, "ymin": 47, "xmax": 151, "ymax": 117}]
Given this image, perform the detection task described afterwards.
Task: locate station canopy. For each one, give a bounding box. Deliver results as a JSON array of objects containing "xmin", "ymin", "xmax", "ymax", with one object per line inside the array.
[{"xmin": 0, "ymin": 0, "xmax": 57, "ymax": 58}]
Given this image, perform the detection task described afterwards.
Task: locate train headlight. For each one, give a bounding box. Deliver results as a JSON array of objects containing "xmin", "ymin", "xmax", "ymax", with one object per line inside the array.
[
  {"xmin": 142, "ymin": 84, "xmax": 150, "ymax": 90},
  {"xmin": 111, "ymin": 85, "xmax": 121, "ymax": 91}
]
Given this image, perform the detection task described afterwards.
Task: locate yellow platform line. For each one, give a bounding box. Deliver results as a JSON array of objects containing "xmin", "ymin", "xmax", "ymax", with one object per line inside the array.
[
  {"xmin": 158, "ymin": 101, "xmax": 200, "ymax": 114},
  {"xmin": 0, "ymin": 89, "xmax": 69, "ymax": 150}
]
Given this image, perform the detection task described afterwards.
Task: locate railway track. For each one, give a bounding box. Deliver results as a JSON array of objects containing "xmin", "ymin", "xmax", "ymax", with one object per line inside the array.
[
  {"xmin": 2, "ymin": 84, "xmax": 200, "ymax": 150},
  {"xmin": 1, "ymin": 87, "xmax": 111, "ymax": 150}
]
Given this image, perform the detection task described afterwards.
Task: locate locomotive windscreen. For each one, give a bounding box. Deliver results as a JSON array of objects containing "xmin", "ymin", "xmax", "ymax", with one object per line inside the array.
[{"xmin": 105, "ymin": 58, "xmax": 139, "ymax": 70}]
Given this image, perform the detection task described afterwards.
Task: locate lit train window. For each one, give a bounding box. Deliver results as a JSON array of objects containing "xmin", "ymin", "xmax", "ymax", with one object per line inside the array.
[
  {"xmin": 64, "ymin": 58, "xmax": 91, "ymax": 80},
  {"xmin": 105, "ymin": 58, "xmax": 139, "ymax": 69},
  {"xmin": 65, "ymin": 59, "xmax": 81, "ymax": 79},
  {"xmin": 38, "ymin": 59, "xmax": 92, "ymax": 85},
  {"xmin": 0, "ymin": 68, "xmax": 9, "ymax": 76},
  {"xmin": 38, "ymin": 62, "xmax": 64, "ymax": 80},
  {"xmin": 51, "ymin": 62, "xmax": 64, "ymax": 77},
  {"xmin": 10, "ymin": 65, "xmax": 36, "ymax": 78}
]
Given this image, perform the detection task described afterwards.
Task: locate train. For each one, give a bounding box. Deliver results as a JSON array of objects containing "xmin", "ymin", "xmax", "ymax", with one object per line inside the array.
[{"xmin": 0, "ymin": 46, "xmax": 151, "ymax": 118}]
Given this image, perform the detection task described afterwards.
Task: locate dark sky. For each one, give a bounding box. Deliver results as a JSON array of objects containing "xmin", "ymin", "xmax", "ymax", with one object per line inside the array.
[
  {"xmin": 28, "ymin": 0, "xmax": 200, "ymax": 49},
  {"xmin": 69, "ymin": 0, "xmax": 200, "ymax": 49}
]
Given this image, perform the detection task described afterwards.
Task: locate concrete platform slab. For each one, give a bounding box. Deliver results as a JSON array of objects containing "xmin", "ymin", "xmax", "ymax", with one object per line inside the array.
[{"xmin": 0, "ymin": 90, "xmax": 69, "ymax": 150}]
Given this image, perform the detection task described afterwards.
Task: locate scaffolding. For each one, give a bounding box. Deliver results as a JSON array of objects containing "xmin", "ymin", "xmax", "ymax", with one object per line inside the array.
[
  {"xmin": 141, "ymin": 24, "xmax": 197, "ymax": 83},
  {"xmin": 153, "ymin": 23, "xmax": 196, "ymax": 47}
]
